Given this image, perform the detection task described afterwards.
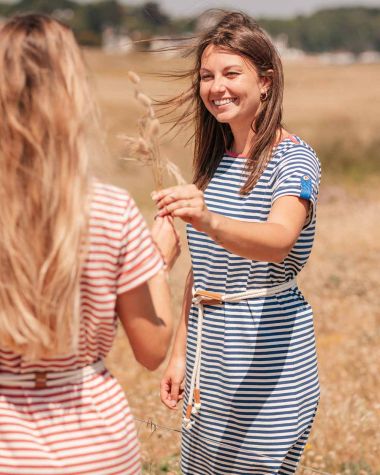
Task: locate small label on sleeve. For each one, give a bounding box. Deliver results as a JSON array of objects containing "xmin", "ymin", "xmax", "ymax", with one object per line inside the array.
[{"xmin": 300, "ymin": 175, "xmax": 313, "ymax": 200}]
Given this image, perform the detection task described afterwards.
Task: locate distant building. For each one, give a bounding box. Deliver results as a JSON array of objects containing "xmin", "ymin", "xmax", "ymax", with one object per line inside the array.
[
  {"xmin": 149, "ymin": 35, "xmax": 194, "ymax": 57},
  {"xmin": 195, "ymin": 14, "xmax": 307, "ymax": 62},
  {"xmin": 195, "ymin": 10, "xmax": 226, "ymax": 33},
  {"xmin": 319, "ymin": 51, "xmax": 356, "ymax": 65},
  {"xmin": 273, "ymin": 34, "xmax": 305, "ymax": 61},
  {"xmin": 53, "ymin": 9, "xmax": 74, "ymax": 22},
  {"xmin": 102, "ymin": 27, "xmax": 133, "ymax": 54},
  {"xmin": 358, "ymin": 51, "xmax": 380, "ymax": 64}
]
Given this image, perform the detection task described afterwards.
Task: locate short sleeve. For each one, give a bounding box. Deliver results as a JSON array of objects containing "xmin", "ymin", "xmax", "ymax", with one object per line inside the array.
[
  {"xmin": 116, "ymin": 196, "xmax": 164, "ymax": 294},
  {"xmin": 272, "ymin": 144, "xmax": 321, "ymax": 226}
]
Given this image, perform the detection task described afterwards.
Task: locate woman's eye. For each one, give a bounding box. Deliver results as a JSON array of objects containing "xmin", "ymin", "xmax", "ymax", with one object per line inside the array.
[
  {"xmin": 226, "ymin": 71, "xmax": 239, "ymax": 77},
  {"xmin": 200, "ymin": 75, "xmax": 212, "ymax": 81}
]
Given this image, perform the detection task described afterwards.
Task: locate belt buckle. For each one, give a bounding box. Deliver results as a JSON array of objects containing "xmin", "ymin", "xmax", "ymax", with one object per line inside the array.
[
  {"xmin": 35, "ymin": 372, "xmax": 47, "ymax": 389},
  {"xmin": 194, "ymin": 289, "xmax": 223, "ymax": 306}
]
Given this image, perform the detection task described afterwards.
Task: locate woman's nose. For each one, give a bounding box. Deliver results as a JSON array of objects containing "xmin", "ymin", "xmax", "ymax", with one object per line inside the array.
[{"xmin": 210, "ymin": 76, "xmax": 227, "ymax": 94}]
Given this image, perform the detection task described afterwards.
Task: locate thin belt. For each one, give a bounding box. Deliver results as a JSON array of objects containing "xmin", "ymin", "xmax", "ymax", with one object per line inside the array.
[
  {"xmin": 183, "ymin": 278, "xmax": 297, "ymax": 430},
  {"xmin": 0, "ymin": 359, "xmax": 106, "ymax": 389}
]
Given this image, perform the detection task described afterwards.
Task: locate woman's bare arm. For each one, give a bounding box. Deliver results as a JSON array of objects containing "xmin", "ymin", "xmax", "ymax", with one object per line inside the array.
[
  {"xmin": 116, "ymin": 270, "xmax": 173, "ymax": 371},
  {"xmin": 153, "ymin": 185, "xmax": 309, "ymax": 263},
  {"xmin": 160, "ymin": 269, "xmax": 193, "ymax": 409}
]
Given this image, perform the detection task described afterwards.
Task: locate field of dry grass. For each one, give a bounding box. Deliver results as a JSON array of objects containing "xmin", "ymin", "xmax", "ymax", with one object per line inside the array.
[{"xmin": 84, "ymin": 49, "xmax": 380, "ymax": 475}]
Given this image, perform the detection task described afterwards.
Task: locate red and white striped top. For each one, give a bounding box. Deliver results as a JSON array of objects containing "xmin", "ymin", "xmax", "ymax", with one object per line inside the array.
[{"xmin": 0, "ymin": 181, "xmax": 163, "ymax": 474}]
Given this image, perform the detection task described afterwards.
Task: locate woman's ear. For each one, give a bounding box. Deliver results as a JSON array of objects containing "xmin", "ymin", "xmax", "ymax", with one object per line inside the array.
[{"xmin": 260, "ymin": 69, "xmax": 273, "ymax": 95}]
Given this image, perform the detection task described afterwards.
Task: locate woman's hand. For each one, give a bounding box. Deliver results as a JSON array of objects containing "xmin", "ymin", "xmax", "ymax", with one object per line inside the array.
[
  {"xmin": 160, "ymin": 356, "xmax": 186, "ymax": 410},
  {"xmin": 152, "ymin": 185, "xmax": 213, "ymax": 233},
  {"xmin": 151, "ymin": 215, "xmax": 181, "ymax": 271}
]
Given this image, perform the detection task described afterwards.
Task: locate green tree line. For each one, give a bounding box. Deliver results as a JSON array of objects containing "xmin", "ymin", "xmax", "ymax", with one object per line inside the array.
[
  {"xmin": 259, "ymin": 7, "xmax": 380, "ymax": 54},
  {"xmin": 0, "ymin": 0, "xmax": 379, "ymax": 53}
]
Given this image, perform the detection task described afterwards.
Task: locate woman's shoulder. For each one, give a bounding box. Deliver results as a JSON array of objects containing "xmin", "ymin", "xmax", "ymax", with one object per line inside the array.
[
  {"xmin": 274, "ymin": 135, "xmax": 321, "ymax": 173},
  {"xmin": 89, "ymin": 180, "xmax": 140, "ymax": 223},
  {"xmin": 91, "ymin": 180, "xmax": 133, "ymax": 209}
]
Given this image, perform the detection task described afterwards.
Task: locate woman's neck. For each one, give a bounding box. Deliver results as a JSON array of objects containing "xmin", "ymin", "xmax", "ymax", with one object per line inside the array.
[
  {"xmin": 230, "ymin": 124, "xmax": 256, "ymax": 157},
  {"xmin": 230, "ymin": 125, "xmax": 288, "ymax": 156}
]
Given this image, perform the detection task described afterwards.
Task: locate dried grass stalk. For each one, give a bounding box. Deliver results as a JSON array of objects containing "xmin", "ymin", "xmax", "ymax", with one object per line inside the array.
[{"xmin": 121, "ymin": 71, "xmax": 186, "ymax": 189}]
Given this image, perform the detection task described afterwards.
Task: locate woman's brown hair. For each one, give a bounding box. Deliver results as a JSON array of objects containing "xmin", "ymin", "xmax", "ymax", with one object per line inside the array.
[{"xmin": 160, "ymin": 11, "xmax": 284, "ymax": 194}]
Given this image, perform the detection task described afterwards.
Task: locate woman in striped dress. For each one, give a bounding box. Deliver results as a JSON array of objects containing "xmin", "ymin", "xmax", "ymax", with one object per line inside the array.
[
  {"xmin": 156, "ymin": 12, "xmax": 321, "ymax": 475},
  {"xmin": 0, "ymin": 14, "xmax": 179, "ymax": 474}
]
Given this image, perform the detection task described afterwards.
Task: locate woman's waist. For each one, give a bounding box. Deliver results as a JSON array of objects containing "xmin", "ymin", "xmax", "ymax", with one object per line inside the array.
[
  {"xmin": 0, "ymin": 350, "xmax": 108, "ymax": 373},
  {"xmin": 192, "ymin": 279, "xmax": 298, "ymax": 298},
  {"xmin": 0, "ymin": 359, "xmax": 107, "ymax": 389}
]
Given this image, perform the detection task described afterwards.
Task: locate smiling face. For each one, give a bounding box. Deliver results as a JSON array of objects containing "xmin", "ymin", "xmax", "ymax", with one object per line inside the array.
[{"xmin": 199, "ymin": 44, "xmax": 271, "ymax": 130}]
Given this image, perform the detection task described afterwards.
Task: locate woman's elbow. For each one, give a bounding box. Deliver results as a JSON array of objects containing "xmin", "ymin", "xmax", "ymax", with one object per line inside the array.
[
  {"xmin": 135, "ymin": 350, "xmax": 165, "ymax": 371},
  {"xmin": 139, "ymin": 354, "xmax": 165, "ymax": 371},
  {"xmin": 270, "ymin": 243, "xmax": 294, "ymax": 263},
  {"xmin": 135, "ymin": 332, "xmax": 172, "ymax": 371},
  {"xmin": 271, "ymin": 254, "xmax": 286, "ymax": 264}
]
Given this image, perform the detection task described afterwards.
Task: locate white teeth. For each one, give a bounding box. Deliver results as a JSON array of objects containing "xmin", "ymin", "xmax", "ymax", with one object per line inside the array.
[{"xmin": 213, "ymin": 98, "xmax": 236, "ymax": 106}]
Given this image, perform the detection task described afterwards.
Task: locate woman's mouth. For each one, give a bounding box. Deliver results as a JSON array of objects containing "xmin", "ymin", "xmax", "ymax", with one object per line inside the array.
[{"xmin": 212, "ymin": 97, "xmax": 237, "ymax": 107}]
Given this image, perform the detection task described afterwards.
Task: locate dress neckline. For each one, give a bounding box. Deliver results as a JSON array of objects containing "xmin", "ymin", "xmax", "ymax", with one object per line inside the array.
[{"xmin": 225, "ymin": 135, "xmax": 300, "ymax": 159}]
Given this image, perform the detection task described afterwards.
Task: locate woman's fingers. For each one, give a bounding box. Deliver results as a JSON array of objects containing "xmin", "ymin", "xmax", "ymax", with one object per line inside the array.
[
  {"xmin": 151, "ymin": 214, "xmax": 164, "ymax": 232},
  {"xmin": 160, "ymin": 377, "xmax": 181, "ymax": 410},
  {"xmin": 166, "ymin": 215, "xmax": 181, "ymax": 241},
  {"xmin": 157, "ymin": 198, "xmax": 200, "ymax": 217},
  {"xmin": 160, "ymin": 359, "xmax": 186, "ymax": 410},
  {"xmin": 171, "ymin": 207, "xmax": 199, "ymax": 220},
  {"xmin": 170, "ymin": 381, "xmax": 181, "ymax": 408},
  {"xmin": 151, "ymin": 187, "xmax": 178, "ymax": 202},
  {"xmin": 160, "ymin": 378, "xmax": 174, "ymax": 409},
  {"xmin": 152, "ymin": 185, "xmax": 202, "ymax": 211},
  {"xmin": 151, "ymin": 216, "xmax": 181, "ymax": 270},
  {"xmin": 152, "ymin": 185, "xmax": 211, "ymax": 232}
]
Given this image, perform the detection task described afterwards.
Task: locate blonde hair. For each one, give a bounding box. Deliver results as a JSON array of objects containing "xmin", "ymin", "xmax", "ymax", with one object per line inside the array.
[{"xmin": 0, "ymin": 14, "xmax": 98, "ymax": 359}]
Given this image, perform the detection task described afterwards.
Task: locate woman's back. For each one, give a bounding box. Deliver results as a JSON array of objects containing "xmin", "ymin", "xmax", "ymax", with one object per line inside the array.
[
  {"xmin": 0, "ymin": 181, "xmax": 163, "ymax": 474},
  {"xmin": 0, "ymin": 181, "xmax": 162, "ymax": 373},
  {"xmin": 0, "ymin": 13, "xmax": 177, "ymax": 475},
  {"xmin": 0, "ymin": 13, "xmax": 95, "ymax": 359}
]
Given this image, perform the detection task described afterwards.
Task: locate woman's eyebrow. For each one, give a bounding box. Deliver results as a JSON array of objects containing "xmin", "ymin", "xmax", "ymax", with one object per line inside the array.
[{"xmin": 200, "ymin": 65, "xmax": 243, "ymax": 72}]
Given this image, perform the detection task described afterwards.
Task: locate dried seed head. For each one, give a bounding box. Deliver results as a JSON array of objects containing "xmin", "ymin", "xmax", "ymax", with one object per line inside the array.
[
  {"xmin": 118, "ymin": 134, "xmax": 135, "ymax": 145},
  {"xmin": 127, "ymin": 71, "xmax": 141, "ymax": 85},
  {"xmin": 123, "ymin": 76, "xmax": 185, "ymax": 189},
  {"xmin": 136, "ymin": 92, "xmax": 152, "ymax": 108},
  {"xmin": 138, "ymin": 137, "xmax": 150, "ymax": 154},
  {"xmin": 166, "ymin": 160, "xmax": 186, "ymax": 185},
  {"xmin": 148, "ymin": 119, "xmax": 160, "ymax": 137}
]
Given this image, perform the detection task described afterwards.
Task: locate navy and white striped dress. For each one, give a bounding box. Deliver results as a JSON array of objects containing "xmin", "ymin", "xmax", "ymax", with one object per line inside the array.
[{"xmin": 182, "ymin": 136, "xmax": 321, "ymax": 475}]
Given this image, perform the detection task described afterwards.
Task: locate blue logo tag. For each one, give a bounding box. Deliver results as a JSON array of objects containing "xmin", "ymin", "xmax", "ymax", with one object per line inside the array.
[{"xmin": 300, "ymin": 175, "xmax": 312, "ymax": 200}]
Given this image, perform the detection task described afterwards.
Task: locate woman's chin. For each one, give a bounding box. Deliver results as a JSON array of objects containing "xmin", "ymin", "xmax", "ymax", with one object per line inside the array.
[{"xmin": 213, "ymin": 113, "xmax": 235, "ymax": 124}]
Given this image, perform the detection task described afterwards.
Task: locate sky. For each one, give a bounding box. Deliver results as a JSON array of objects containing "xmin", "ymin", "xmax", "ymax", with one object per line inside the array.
[
  {"xmin": 116, "ymin": 0, "xmax": 380, "ymax": 18},
  {"xmin": 3, "ymin": 0, "xmax": 380, "ymax": 17}
]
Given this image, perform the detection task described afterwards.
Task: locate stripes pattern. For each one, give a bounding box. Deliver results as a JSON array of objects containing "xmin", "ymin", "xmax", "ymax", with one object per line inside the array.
[
  {"xmin": 182, "ymin": 137, "xmax": 321, "ymax": 475},
  {"xmin": 0, "ymin": 181, "xmax": 163, "ymax": 475}
]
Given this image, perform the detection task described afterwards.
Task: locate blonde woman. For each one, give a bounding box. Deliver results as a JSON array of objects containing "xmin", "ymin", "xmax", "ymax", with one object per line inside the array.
[{"xmin": 0, "ymin": 13, "xmax": 178, "ymax": 475}]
